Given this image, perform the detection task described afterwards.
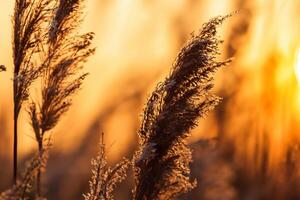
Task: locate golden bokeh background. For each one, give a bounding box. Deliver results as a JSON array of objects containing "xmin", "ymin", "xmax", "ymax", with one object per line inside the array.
[
  {"xmin": 0, "ymin": 0, "xmax": 232, "ymax": 159},
  {"xmin": 1, "ymin": 0, "xmax": 300, "ymax": 199}
]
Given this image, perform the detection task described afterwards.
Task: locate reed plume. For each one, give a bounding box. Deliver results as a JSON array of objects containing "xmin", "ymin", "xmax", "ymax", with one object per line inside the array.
[
  {"xmin": 84, "ymin": 133, "xmax": 130, "ymax": 200},
  {"xmin": 27, "ymin": 0, "xmax": 95, "ymax": 197},
  {"xmin": 133, "ymin": 15, "xmax": 232, "ymax": 200},
  {"xmin": 12, "ymin": 0, "xmax": 53, "ymax": 184}
]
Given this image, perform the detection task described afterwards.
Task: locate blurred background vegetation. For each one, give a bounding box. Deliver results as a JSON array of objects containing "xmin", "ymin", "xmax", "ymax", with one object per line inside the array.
[{"xmin": 1, "ymin": 0, "xmax": 300, "ymax": 199}]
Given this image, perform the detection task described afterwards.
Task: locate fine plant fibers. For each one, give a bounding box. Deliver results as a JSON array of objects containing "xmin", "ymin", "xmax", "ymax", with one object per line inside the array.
[
  {"xmin": 84, "ymin": 133, "xmax": 130, "ymax": 200},
  {"xmin": 133, "ymin": 15, "xmax": 231, "ymax": 200},
  {"xmin": 28, "ymin": 0, "xmax": 95, "ymax": 197},
  {"xmin": 12, "ymin": 0, "xmax": 53, "ymax": 184}
]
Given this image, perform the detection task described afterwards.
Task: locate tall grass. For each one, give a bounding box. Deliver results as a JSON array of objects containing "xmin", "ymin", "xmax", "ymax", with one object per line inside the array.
[
  {"xmin": 10, "ymin": 0, "xmax": 94, "ymax": 198},
  {"xmin": 28, "ymin": 0, "xmax": 95, "ymax": 196},
  {"xmin": 12, "ymin": 0, "xmax": 53, "ymax": 184}
]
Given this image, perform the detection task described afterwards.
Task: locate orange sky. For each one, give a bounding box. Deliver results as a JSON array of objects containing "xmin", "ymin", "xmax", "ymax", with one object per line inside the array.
[{"xmin": 1, "ymin": 0, "xmax": 300, "ymax": 165}]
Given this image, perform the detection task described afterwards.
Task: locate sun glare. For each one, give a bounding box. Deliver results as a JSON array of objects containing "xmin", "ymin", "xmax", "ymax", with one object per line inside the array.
[{"xmin": 295, "ymin": 50, "xmax": 300, "ymax": 84}]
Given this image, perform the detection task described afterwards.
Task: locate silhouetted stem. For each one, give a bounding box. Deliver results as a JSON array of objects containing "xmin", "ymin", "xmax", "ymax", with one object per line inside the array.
[
  {"xmin": 36, "ymin": 132, "xmax": 44, "ymax": 197},
  {"xmin": 36, "ymin": 130, "xmax": 45, "ymax": 197},
  {"xmin": 13, "ymin": 93, "xmax": 19, "ymax": 185}
]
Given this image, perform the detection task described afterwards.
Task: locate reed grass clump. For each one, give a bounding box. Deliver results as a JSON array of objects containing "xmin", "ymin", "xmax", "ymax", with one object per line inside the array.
[
  {"xmin": 12, "ymin": 0, "xmax": 54, "ymax": 183},
  {"xmin": 9, "ymin": 0, "xmax": 95, "ymax": 197},
  {"xmin": 27, "ymin": 0, "xmax": 95, "ymax": 197},
  {"xmin": 133, "ymin": 15, "xmax": 231, "ymax": 200},
  {"xmin": 3, "ymin": 0, "xmax": 232, "ymax": 198}
]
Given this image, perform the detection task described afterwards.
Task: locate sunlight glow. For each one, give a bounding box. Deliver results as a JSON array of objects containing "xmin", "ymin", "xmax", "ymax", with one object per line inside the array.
[{"xmin": 295, "ymin": 51, "xmax": 300, "ymax": 84}]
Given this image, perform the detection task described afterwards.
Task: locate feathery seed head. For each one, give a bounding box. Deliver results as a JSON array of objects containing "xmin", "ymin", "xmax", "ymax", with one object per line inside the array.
[{"xmin": 133, "ymin": 15, "xmax": 232, "ymax": 200}]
